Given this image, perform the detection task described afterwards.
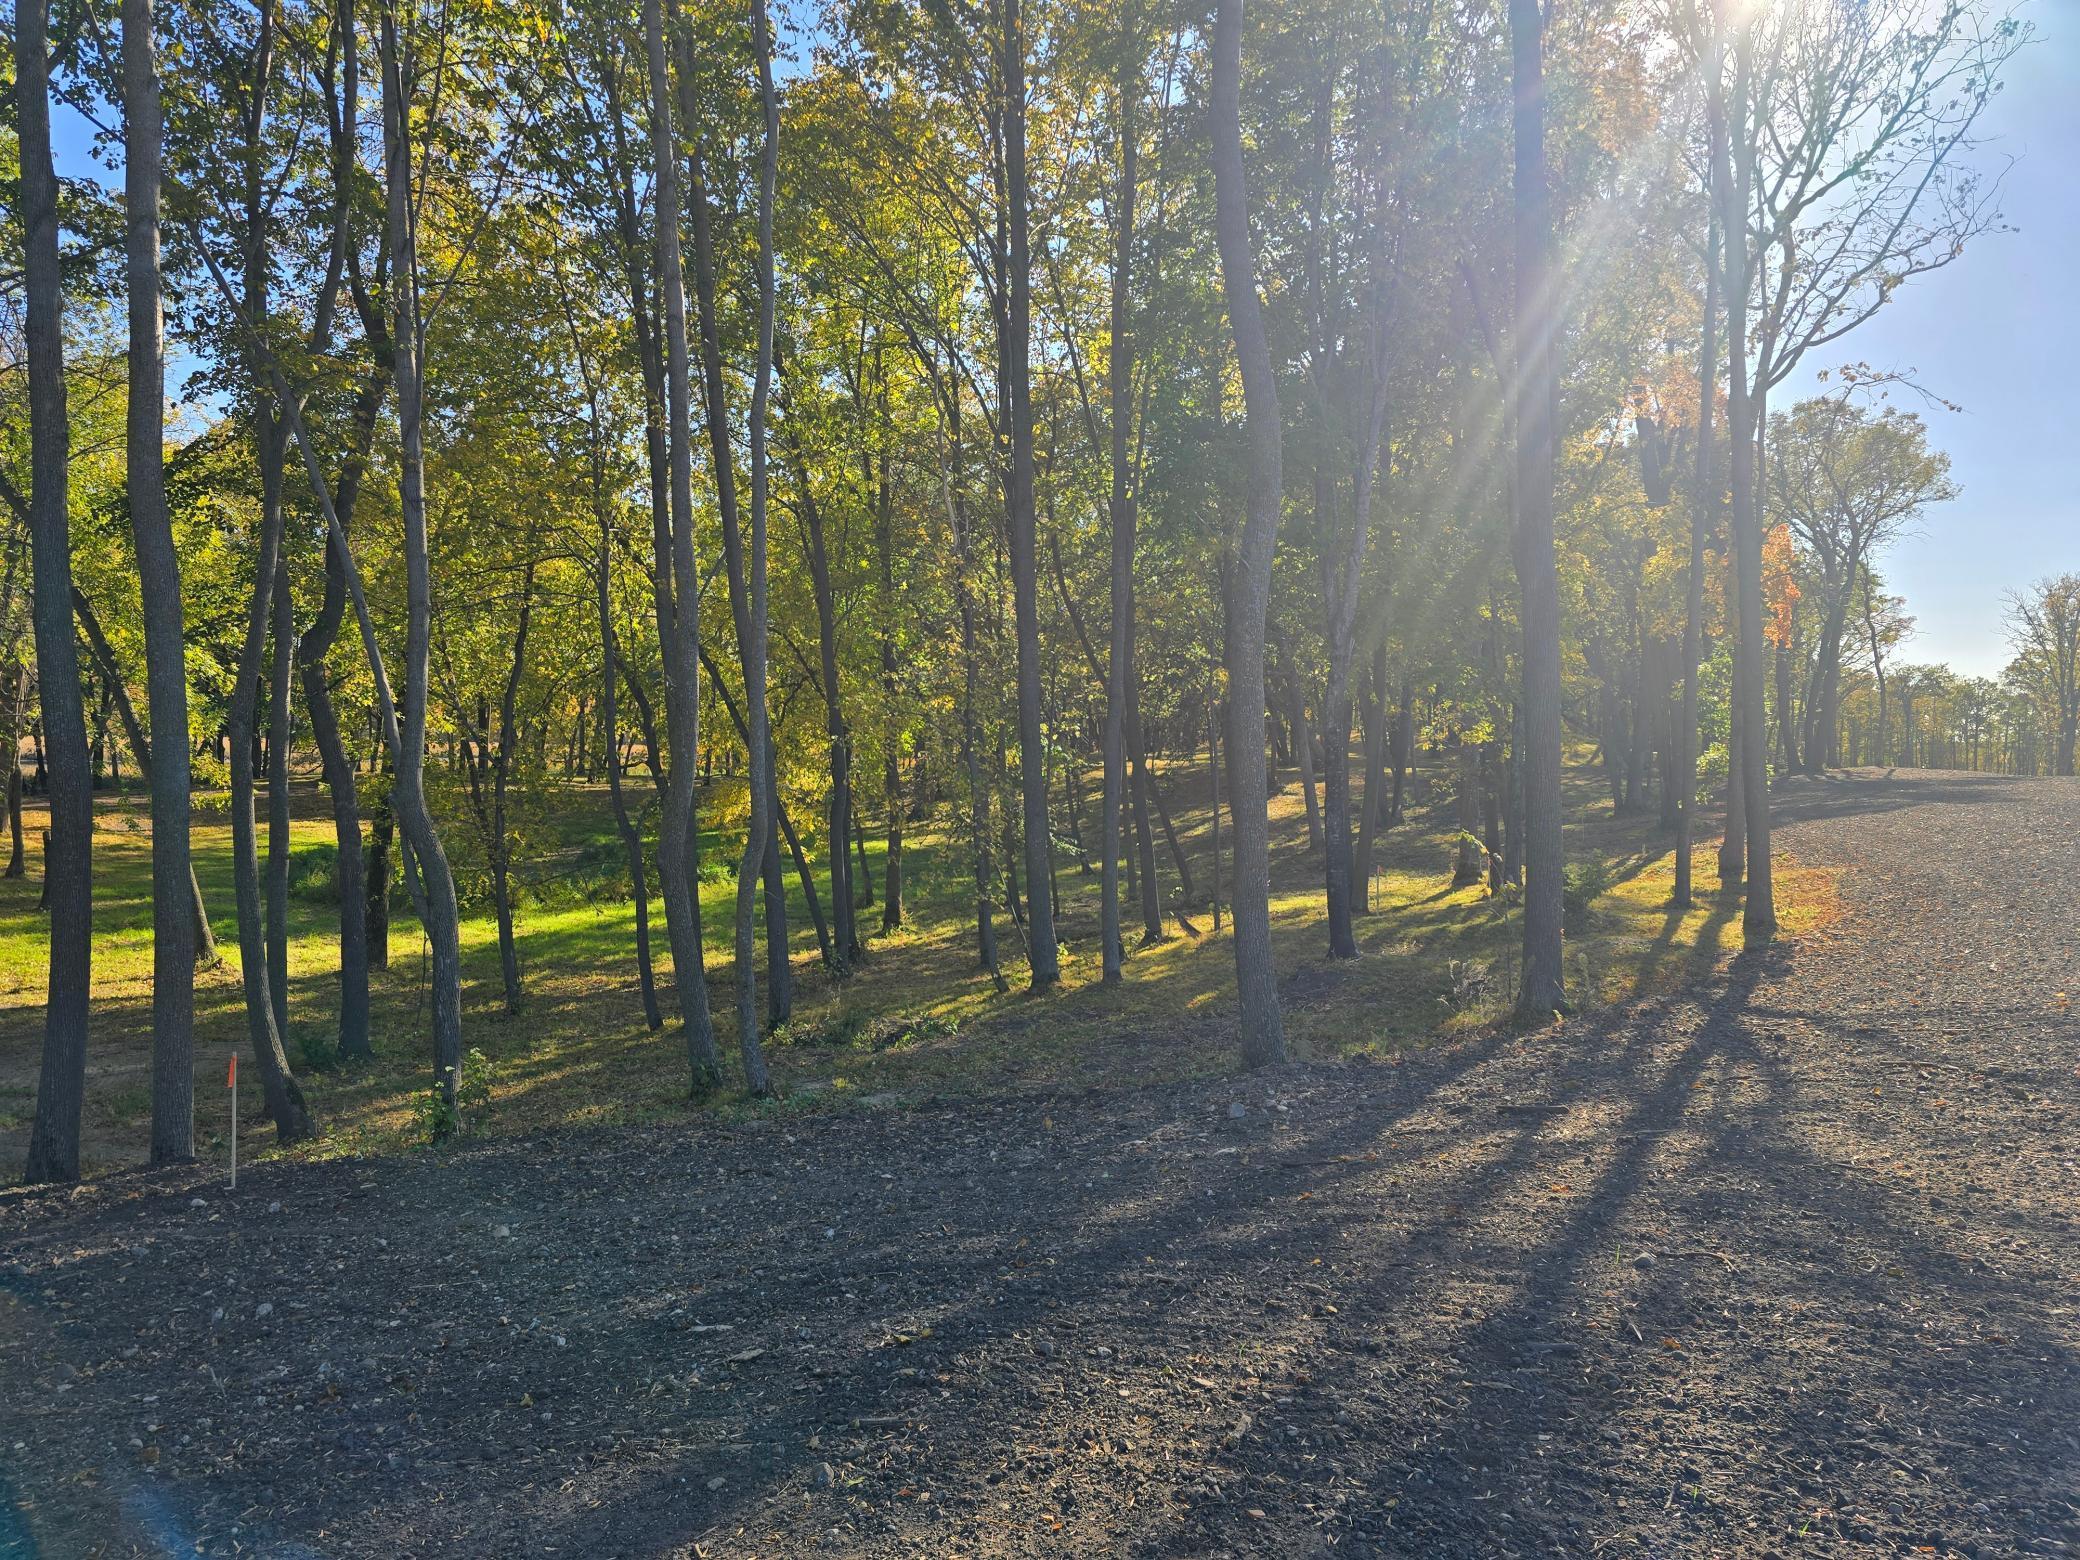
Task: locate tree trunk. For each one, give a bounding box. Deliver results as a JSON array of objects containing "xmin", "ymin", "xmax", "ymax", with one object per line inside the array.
[
  {"xmin": 1674, "ymin": 180, "xmax": 1714, "ymax": 908},
  {"xmin": 1207, "ymin": 684, "xmax": 1224, "ymax": 931},
  {"xmin": 762, "ymin": 810, "xmax": 791, "ymax": 1026},
  {"xmin": 1286, "ymin": 644, "xmax": 1323, "ymax": 852},
  {"xmin": 1353, "ymin": 649, "xmax": 1384, "ymax": 910},
  {"xmin": 379, "ymin": 2, "xmax": 468, "ymax": 1106},
  {"xmin": 265, "ymin": 557, "xmax": 294, "ymax": 1043},
  {"xmin": 642, "ymin": 0, "xmax": 720, "ymax": 1086},
  {"xmin": 302, "ymin": 524, "xmax": 374, "ymax": 1059},
  {"xmin": 596, "ymin": 523, "xmax": 661, "ymax": 1032},
  {"xmin": 1715, "ymin": 25, "xmax": 1774, "ymax": 939},
  {"xmin": 366, "ymin": 787, "xmax": 392, "ymax": 970},
  {"xmin": 1509, "ymin": 0, "xmax": 1567, "ymax": 1016},
  {"xmin": 874, "ymin": 383, "xmax": 905, "ymax": 934},
  {"xmin": 1452, "ymin": 740, "xmax": 1484, "ymax": 888},
  {"xmin": 1100, "ymin": 43, "xmax": 1137, "ymax": 982},
  {"xmin": 120, "ymin": 0, "xmax": 201, "ymax": 1162},
  {"xmin": 488, "ymin": 557, "xmax": 537, "ymax": 1016},
  {"xmin": 1211, "ymin": 0, "xmax": 1286, "ymax": 1067},
  {"xmin": 229, "ymin": 417, "xmax": 315, "ymax": 1146},
  {"xmin": 852, "ymin": 804, "xmax": 873, "ymax": 909},
  {"xmin": 19, "ymin": 0, "xmax": 94, "ymax": 1182},
  {"xmin": 790, "ymin": 448, "xmax": 856, "ymax": 972},
  {"xmin": 1126, "ymin": 701, "xmax": 1163, "ymax": 943},
  {"xmin": 1001, "ymin": 0, "xmax": 1059, "ymax": 988},
  {"xmin": 720, "ymin": 0, "xmax": 778, "ymax": 1093}
]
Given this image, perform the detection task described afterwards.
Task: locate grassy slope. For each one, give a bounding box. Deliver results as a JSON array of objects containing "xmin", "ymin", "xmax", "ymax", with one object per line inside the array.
[{"xmin": 0, "ymin": 745, "xmax": 1833, "ymax": 1176}]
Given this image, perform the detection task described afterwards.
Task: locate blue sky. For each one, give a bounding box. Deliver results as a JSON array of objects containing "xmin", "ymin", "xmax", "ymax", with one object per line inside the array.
[
  {"xmin": 47, "ymin": 8, "xmax": 2070, "ymax": 678},
  {"xmin": 1780, "ymin": 7, "xmax": 2080, "ymax": 678}
]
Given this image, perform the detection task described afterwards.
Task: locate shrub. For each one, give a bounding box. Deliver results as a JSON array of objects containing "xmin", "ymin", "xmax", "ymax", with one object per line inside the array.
[{"xmin": 1563, "ymin": 858, "xmax": 1612, "ymax": 932}]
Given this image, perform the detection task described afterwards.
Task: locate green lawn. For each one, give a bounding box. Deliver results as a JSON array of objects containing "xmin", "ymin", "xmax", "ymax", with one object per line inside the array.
[{"xmin": 0, "ymin": 747, "xmax": 1833, "ymax": 1177}]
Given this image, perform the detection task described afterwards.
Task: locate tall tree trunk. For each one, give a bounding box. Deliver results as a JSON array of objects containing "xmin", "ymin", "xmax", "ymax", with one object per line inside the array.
[
  {"xmin": 1714, "ymin": 22, "xmax": 1774, "ymax": 937},
  {"xmin": 723, "ymin": 0, "xmax": 780, "ymax": 1094},
  {"xmin": 1211, "ymin": 0, "xmax": 1285, "ymax": 1067},
  {"xmin": 1320, "ymin": 249, "xmax": 1389, "ymax": 956},
  {"xmin": 681, "ymin": 1, "xmax": 776, "ymax": 1085},
  {"xmin": 378, "ymin": 1, "xmax": 468, "ymax": 1105},
  {"xmin": 1452, "ymin": 740, "xmax": 1484, "ymax": 887},
  {"xmin": 1286, "ymin": 643, "xmax": 1323, "ymax": 851},
  {"xmin": 762, "ymin": 812, "xmax": 791, "ymax": 1026},
  {"xmin": 1509, "ymin": 0, "xmax": 1566, "ymax": 1016},
  {"xmin": 1002, "ymin": 0, "xmax": 1059, "ymax": 987},
  {"xmin": 595, "ymin": 515, "xmax": 661, "ymax": 1032},
  {"xmin": 790, "ymin": 448, "xmax": 856, "ymax": 971},
  {"xmin": 19, "ymin": 0, "xmax": 94, "ymax": 1182},
  {"xmin": 266, "ymin": 557, "xmax": 294, "ymax": 1042},
  {"xmin": 299, "ymin": 491, "xmax": 376, "ymax": 1059},
  {"xmin": 1720, "ymin": 648, "xmax": 1746, "ymax": 884},
  {"xmin": 122, "ymin": 0, "xmax": 200, "ymax": 1162},
  {"xmin": 642, "ymin": 0, "xmax": 719, "ymax": 1086},
  {"xmin": 1673, "ymin": 182, "xmax": 1716, "ymax": 908},
  {"xmin": 485, "ymin": 555, "xmax": 537, "ymax": 1016},
  {"xmin": 1389, "ymin": 676, "xmax": 1412, "ymax": 824},
  {"xmin": 852, "ymin": 805, "xmax": 874, "ymax": 909},
  {"xmin": 1207, "ymin": 683, "xmax": 1224, "ymax": 931},
  {"xmin": 874, "ymin": 373, "xmax": 905, "ymax": 934},
  {"xmin": 366, "ymin": 784, "xmax": 392, "ymax": 969},
  {"xmin": 230, "ymin": 418, "xmax": 315, "ymax": 1145},
  {"xmin": 5, "ymin": 670, "xmax": 24, "ymax": 876},
  {"xmin": 1353, "ymin": 648, "xmax": 1384, "ymax": 909},
  {"xmin": 1125, "ymin": 693, "xmax": 1163, "ymax": 942},
  {"xmin": 1100, "ymin": 39, "xmax": 1137, "ymax": 982}
]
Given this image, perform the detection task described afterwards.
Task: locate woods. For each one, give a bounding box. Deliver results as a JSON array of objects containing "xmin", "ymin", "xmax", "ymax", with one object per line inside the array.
[{"xmin": 0, "ymin": 0, "xmax": 2047, "ymax": 1181}]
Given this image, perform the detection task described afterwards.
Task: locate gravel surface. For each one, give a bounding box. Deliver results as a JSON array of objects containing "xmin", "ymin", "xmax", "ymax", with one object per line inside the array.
[{"xmin": 2, "ymin": 769, "xmax": 2076, "ymax": 1558}]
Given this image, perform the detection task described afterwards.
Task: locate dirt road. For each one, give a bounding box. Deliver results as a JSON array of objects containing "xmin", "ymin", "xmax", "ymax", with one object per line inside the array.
[{"xmin": 3, "ymin": 770, "xmax": 2075, "ymax": 1557}]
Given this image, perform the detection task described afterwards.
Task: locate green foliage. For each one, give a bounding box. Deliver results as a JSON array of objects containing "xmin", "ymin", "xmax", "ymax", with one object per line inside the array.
[
  {"xmin": 1563, "ymin": 859, "xmax": 1614, "ymax": 932},
  {"xmin": 414, "ymin": 1048, "xmax": 495, "ymax": 1145}
]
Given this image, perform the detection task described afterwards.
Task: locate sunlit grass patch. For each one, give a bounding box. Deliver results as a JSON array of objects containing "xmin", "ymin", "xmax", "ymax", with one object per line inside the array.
[{"xmin": 0, "ymin": 749, "xmax": 1838, "ymax": 1177}]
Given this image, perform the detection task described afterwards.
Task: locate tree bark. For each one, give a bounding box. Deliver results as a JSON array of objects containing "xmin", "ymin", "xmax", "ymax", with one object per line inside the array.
[
  {"xmin": 789, "ymin": 444, "xmax": 857, "ymax": 971},
  {"xmin": 1714, "ymin": 21, "xmax": 1774, "ymax": 937},
  {"xmin": 229, "ymin": 417, "xmax": 315, "ymax": 1145},
  {"xmin": 19, "ymin": 0, "xmax": 95, "ymax": 1182},
  {"xmin": 1673, "ymin": 182, "xmax": 1716, "ymax": 909},
  {"xmin": 1509, "ymin": 0, "xmax": 1567, "ymax": 1016},
  {"xmin": 594, "ymin": 506, "xmax": 661, "ymax": 1033},
  {"xmin": 724, "ymin": 0, "xmax": 780, "ymax": 1093},
  {"xmin": 1100, "ymin": 30, "xmax": 1138, "ymax": 982},
  {"xmin": 265, "ymin": 557, "xmax": 294, "ymax": 1043},
  {"xmin": 121, "ymin": 0, "xmax": 200, "ymax": 1162},
  {"xmin": 1211, "ymin": 0, "xmax": 1286, "ymax": 1067},
  {"xmin": 642, "ymin": 0, "xmax": 720, "ymax": 1086},
  {"xmin": 378, "ymin": 1, "xmax": 468, "ymax": 1105},
  {"xmin": 1001, "ymin": 0, "xmax": 1060, "ymax": 987},
  {"xmin": 298, "ymin": 435, "xmax": 378, "ymax": 1059}
]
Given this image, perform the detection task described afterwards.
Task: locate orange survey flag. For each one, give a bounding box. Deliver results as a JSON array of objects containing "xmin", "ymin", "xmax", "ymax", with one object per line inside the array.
[{"xmin": 227, "ymin": 1054, "xmax": 237, "ymax": 1087}]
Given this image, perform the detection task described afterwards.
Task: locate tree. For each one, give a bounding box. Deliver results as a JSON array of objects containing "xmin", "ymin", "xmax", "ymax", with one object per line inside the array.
[
  {"xmin": 17, "ymin": 0, "xmax": 96, "ymax": 1183},
  {"xmin": 1693, "ymin": 0, "xmax": 2021, "ymax": 938},
  {"xmin": 1770, "ymin": 397, "xmax": 1956, "ymax": 772},
  {"xmin": 643, "ymin": 0, "xmax": 721, "ymax": 1087},
  {"xmin": 376, "ymin": 0, "xmax": 466, "ymax": 1114},
  {"xmin": 1001, "ymin": 0, "xmax": 1060, "ymax": 988},
  {"xmin": 1509, "ymin": 0, "xmax": 1565, "ymax": 1016},
  {"xmin": 119, "ymin": 0, "xmax": 201, "ymax": 1163},
  {"xmin": 1210, "ymin": 0, "xmax": 1284, "ymax": 1069},
  {"xmin": 2006, "ymin": 574, "xmax": 2080, "ymax": 777}
]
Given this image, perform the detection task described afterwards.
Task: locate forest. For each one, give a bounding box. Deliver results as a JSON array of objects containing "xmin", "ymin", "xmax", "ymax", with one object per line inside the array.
[
  {"xmin": 9, "ymin": 0, "xmax": 2080, "ymax": 1553},
  {"xmin": 3, "ymin": 0, "xmax": 2071, "ymax": 1193}
]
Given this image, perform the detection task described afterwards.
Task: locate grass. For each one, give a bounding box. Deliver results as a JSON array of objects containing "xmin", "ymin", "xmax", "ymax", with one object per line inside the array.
[{"xmin": 0, "ymin": 743, "xmax": 1835, "ymax": 1178}]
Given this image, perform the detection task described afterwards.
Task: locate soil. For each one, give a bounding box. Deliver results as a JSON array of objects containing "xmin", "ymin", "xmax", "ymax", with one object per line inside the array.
[{"xmin": 2, "ymin": 770, "xmax": 2076, "ymax": 1558}]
